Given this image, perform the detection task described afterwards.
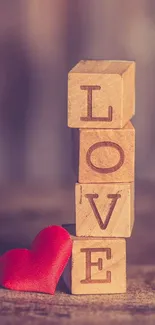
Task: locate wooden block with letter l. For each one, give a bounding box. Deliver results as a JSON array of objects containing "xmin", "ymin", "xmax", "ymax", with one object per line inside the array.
[
  {"xmin": 79, "ymin": 121, "xmax": 135, "ymax": 183},
  {"xmin": 76, "ymin": 182, "xmax": 134, "ymax": 238},
  {"xmin": 68, "ymin": 60, "xmax": 135, "ymax": 129},
  {"xmin": 62, "ymin": 225, "xmax": 126, "ymax": 294}
]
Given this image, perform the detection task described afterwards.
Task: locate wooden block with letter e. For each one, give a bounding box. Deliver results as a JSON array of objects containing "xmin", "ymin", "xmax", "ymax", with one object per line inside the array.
[
  {"xmin": 76, "ymin": 182, "xmax": 134, "ymax": 238},
  {"xmin": 63, "ymin": 224, "xmax": 126, "ymax": 294},
  {"xmin": 68, "ymin": 60, "xmax": 135, "ymax": 129},
  {"xmin": 79, "ymin": 121, "xmax": 135, "ymax": 183}
]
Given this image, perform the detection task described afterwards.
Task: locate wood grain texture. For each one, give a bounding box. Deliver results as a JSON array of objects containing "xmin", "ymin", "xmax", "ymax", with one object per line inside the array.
[
  {"xmin": 75, "ymin": 182, "xmax": 134, "ymax": 238},
  {"xmin": 79, "ymin": 122, "xmax": 135, "ymax": 183},
  {"xmin": 68, "ymin": 60, "xmax": 135, "ymax": 129},
  {"xmin": 63, "ymin": 226, "xmax": 126, "ymax": 295}
]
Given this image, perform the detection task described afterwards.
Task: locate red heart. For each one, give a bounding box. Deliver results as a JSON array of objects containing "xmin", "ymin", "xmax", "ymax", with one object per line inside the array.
[{"xmin": 0, "ymin": 225, "xmax": 72, "ymax": 294}]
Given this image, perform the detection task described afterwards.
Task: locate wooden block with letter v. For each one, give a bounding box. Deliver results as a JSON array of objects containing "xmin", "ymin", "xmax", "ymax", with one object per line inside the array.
[
  {"xmin": 76, "ymin": 182, "xmax": 134, "ymax": 238},
  {"xmin": 68, "ymin": 60, "xmax": 135, "ymax": 129},
  {"xmin": 63, "ymin": 225, "xmax": 126, "ymax": 294},
  {"xmin": 79, "ymin": 121, "xmax": 135, "ymax": 183}
]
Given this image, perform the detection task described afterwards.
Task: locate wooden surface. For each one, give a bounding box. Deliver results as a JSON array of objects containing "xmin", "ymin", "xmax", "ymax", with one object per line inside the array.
[
  {"xmin": 0, "ymin": 180, "xmax": 154, "ymax": 324},
  {"xmin": 68, "ymin": 60, "xmax": 135, "ymax": 129},
  {"xmin": 79, "ymin": 122, "xmax": 135, "ymax": 183},
  {"xmin": 75, "ymin": 182, "xmax": 134, "ymax": 237},
  {"xmin": 0, "ymin": 266, "xmax": 155, "ymax": 325}
]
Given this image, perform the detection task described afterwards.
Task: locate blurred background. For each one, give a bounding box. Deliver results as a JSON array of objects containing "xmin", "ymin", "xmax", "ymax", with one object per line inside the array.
[
  {"xmin": 0, "ymin": 0, "xmax": 154, "ymax": 264},
  {"xmin": 0, "ymin": 0, "xmax": 155, "ymax": 184}
]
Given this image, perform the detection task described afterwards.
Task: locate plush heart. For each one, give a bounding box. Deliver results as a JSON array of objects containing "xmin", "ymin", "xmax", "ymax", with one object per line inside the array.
[{"xmin": 0, "ymin": 225, "xmax": 72, "ymax": 294}]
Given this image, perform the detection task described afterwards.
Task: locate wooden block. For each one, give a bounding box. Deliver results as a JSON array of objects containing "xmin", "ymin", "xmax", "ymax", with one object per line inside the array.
[
  {"xmin": 76, "ymin": 182, "xmax": 134, "ymax": 238},
  {"xmin": 68, "ymin": 60, "xmax": 135, "ymax": 129},
  {"xmin": 63, "ymin": 225, "xmax": 126, "ymax": 294},
  {"xmin": 79, "ymin": 121, "xmax": 135, "ymax": 183}
]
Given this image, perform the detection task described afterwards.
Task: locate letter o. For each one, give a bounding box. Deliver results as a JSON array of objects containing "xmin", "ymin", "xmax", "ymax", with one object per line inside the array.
[{"xmin": 86, "ymin": 141, "xmax": 125, "ymax": 174}]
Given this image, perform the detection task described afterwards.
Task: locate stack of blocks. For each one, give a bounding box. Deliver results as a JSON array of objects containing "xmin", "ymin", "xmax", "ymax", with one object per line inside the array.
[{"xmin": 64, "ymin": 60, "xmax": 135, "ymax": 294}]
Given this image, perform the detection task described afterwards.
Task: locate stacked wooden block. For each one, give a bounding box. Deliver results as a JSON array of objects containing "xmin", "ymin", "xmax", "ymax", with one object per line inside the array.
[{"xmin": 64, "ymin": 60, "xmax": 135, "ymax": 294}]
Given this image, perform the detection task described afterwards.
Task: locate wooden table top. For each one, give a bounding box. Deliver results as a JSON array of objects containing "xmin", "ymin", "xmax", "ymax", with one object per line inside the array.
[
  {"xmin": 0, "ymin": 265, "xmax": 154, "ymax": 325},
  {"xmin": 0, "ymin": 180, "xmax": 154, "ymax": 324}
]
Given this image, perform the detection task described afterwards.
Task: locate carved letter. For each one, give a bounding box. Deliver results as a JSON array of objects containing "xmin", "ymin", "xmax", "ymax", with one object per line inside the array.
[
  {"xmin": 80, "ymin": 248, "xmax": 111, "ymax": 284},
  {"xmin": 85, "ymin": 193, "xmax": 121, "ymax": 229},
  {"xmin": 80, "ymin": 85, "xmax": 113, "ymax": 122},
  {"xmin": 86, "ymin": 141, "xmax": 124, "ymax": 173}
]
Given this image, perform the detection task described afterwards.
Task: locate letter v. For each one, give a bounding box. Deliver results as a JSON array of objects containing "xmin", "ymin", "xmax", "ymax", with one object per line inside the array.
[{"xmin": 85, "ymin": 193, "xmax": 121, "ymax": 230}]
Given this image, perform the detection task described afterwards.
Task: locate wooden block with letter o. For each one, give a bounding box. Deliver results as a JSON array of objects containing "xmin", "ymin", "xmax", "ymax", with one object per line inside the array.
[
  {"xmin": 79, "ymin": 121, "xmax": 135, "ymax": 183},
  {"xmin": 76, "ymin": 182, "xmax": 134, "ymax": 238},
  {"xmin": 68, "ymin": 60, "xmax": 135, "ymax": 129},
  {"xmin": 63, "ymin": 225, "xmax": 126, "ymax": 294}
]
